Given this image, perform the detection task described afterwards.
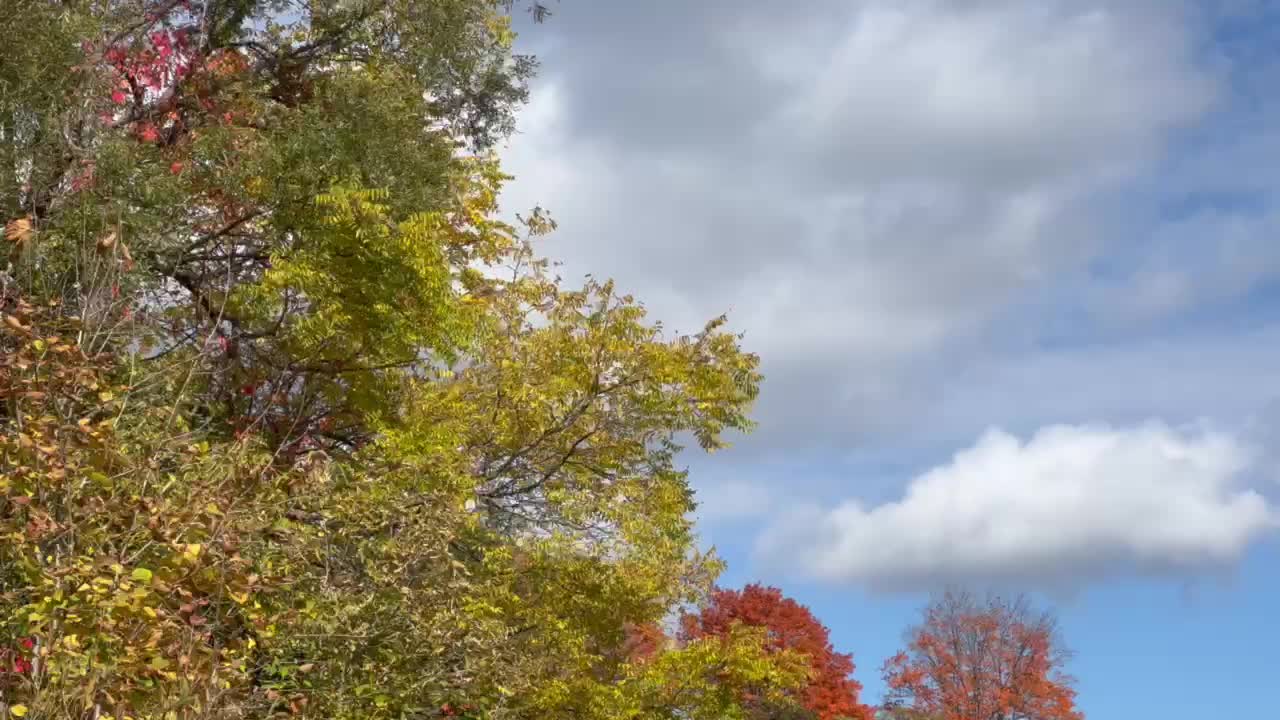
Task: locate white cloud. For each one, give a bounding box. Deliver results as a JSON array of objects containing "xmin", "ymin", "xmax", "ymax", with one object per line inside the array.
[{"xmin": 757, "ymin": 422, "xmax": 1276, "ymax": 591}]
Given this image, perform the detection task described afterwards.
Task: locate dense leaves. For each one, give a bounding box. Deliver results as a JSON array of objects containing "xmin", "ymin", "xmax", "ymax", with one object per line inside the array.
[
  {"xmin": 0, "ymin": 1, "xmax": 802, "ymax": 719},
  {"xmin": 681, "ymin": 584, "xmax": 873, "ymax": 720}
]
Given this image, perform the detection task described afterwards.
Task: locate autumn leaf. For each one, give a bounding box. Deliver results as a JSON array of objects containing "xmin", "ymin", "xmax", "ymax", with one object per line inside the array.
[
  {"xmin": 4, "ymin": 217, "xmax": 32, "ymax": 244},
  {"xmin": 4, "ymin": 314, "xmax": 31, "ymax": 334}
]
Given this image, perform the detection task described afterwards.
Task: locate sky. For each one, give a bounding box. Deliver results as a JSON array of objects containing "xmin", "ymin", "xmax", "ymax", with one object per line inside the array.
[{"xmin": 500, "ymin": 2, "xmax": 1280, "ymax": 717}]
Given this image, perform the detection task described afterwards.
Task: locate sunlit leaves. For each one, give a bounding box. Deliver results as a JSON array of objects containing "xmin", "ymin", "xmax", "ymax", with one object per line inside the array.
[
  {"xmin": 0, "ymin": 1, "xmax": 794, "ymax": 718},
  {"xmin": 1, "ymin": 310, "xmax": 273, "ymax": 719}
]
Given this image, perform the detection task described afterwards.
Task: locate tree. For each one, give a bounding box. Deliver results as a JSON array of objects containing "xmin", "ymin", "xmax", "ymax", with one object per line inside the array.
[
  {"xmin": 4, "ymin": 0, "xmax": 544, "ymax": 458},
  {"xmin": 681, "ymin": 584, "xmax": 873, "ymax": 720},
  {"xmin": 1, "ymin": 1, "xmax": 802, "ymax": 719},
  {"xmin": 882, "ymin": 591, "xmax": 1082, "ymax": 720}
]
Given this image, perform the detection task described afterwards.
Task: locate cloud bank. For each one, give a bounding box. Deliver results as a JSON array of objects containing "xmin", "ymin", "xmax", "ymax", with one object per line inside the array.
[
  {"xmin": 758, "ymin": 422, "xmax": 1276, "ymax": 591},
  {"xmin": 502, "ymin": 0, "xmax": 1217, "ymax": 447}
]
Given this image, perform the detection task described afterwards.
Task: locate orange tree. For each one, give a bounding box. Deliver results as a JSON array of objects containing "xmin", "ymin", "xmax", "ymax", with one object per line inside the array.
[
  {"xmin": 680, "ymin": 584, "xmax": 874, "ymax": 720},
  {"xmin": 882, "ymin": 591, "xmax": 1082, "ymax": 720}
]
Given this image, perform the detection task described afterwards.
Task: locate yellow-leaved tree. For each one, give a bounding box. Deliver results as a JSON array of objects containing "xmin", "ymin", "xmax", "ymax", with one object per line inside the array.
[{"xmin": 1, "ymin": 1, "xmax": 812, "ymax": 719}]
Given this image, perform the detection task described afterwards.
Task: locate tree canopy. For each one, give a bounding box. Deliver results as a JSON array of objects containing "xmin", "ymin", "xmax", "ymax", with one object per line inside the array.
[
  {"xmin": 882, "ymin": 591, "xmax": 1082, "ymax": 720},
  {"xmin": 1, "ymin": 2, "xmax": 798, "ymax": 719},
  {"xmin": 680, "ymin": 584, "xmax": 873, "ymax": 720}
]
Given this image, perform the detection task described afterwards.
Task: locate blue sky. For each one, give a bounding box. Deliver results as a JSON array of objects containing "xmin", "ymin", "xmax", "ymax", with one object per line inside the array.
[{"xmin": 502, "ymin": 2, "xmax": 1280, "ymax": 717}]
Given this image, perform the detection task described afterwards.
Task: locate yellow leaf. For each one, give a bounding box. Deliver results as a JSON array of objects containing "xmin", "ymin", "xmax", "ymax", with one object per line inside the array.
[
  {"xmin": 4, "ymin": 217, "xmax": 32, "ymax": 243},
  {"xmin": 10, "ymin": 705, "xmax": 28, "ymax": 717}
]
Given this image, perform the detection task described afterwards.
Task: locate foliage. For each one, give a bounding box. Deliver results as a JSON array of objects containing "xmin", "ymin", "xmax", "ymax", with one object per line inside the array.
[
  {"xmin": 0, "ymin": 1, "xmax": 807, "ymax": 719},
  {"xmin": 680, "ymin": 584, "xmax": 873, "ymax": 720},
  {"xmin": 882, "ymin": 591, "xmax": 1082, "ymax": 720},
  {"xmin": 0, "ymin": 305, "xmax": 274, "ymax": 719}
]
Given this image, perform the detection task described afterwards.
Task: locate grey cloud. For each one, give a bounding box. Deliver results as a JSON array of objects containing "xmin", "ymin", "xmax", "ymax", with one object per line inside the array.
[
  {"xmin": 772, "ymin": 1, "xmax": 1214, "ymax": 189},
  {"xmin": 932, "ymin": 325, "xmax": 1280, "ymax": 440},
  {"xmin": 719, "ymin": 320, "xmax": 1280, "ymax": 469},
  {"xmin": 503, "ymin": 0, "xmax": 1217, "ymax": 456},
  {"xmin": 1082, "ymin": 209, "xmax": 1280, "ymax": 328}
]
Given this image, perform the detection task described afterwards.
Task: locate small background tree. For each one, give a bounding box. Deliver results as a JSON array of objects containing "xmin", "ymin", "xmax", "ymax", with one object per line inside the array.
[{"xmin": 882, "ymin": 591, "xmax": 1082, "ymax": 720}]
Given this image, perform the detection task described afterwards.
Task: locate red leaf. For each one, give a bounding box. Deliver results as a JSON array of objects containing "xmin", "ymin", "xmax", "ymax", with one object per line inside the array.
[{"xmin": 681, "ymin": 584, "xmax": 873, "ymax": 720}]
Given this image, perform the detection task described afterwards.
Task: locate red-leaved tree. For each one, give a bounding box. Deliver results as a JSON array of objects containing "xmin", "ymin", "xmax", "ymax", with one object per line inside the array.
[
  {"xmin": 681, "ymin": 584, "xmax": 873, "ymax": 720},
  {"xmin": 882, "ymin": 591, "xmax": 1082, "ymax": 720},
  {"xmin": 621, "ymin": 621, "xmax": 669, "ymax": 663}
]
